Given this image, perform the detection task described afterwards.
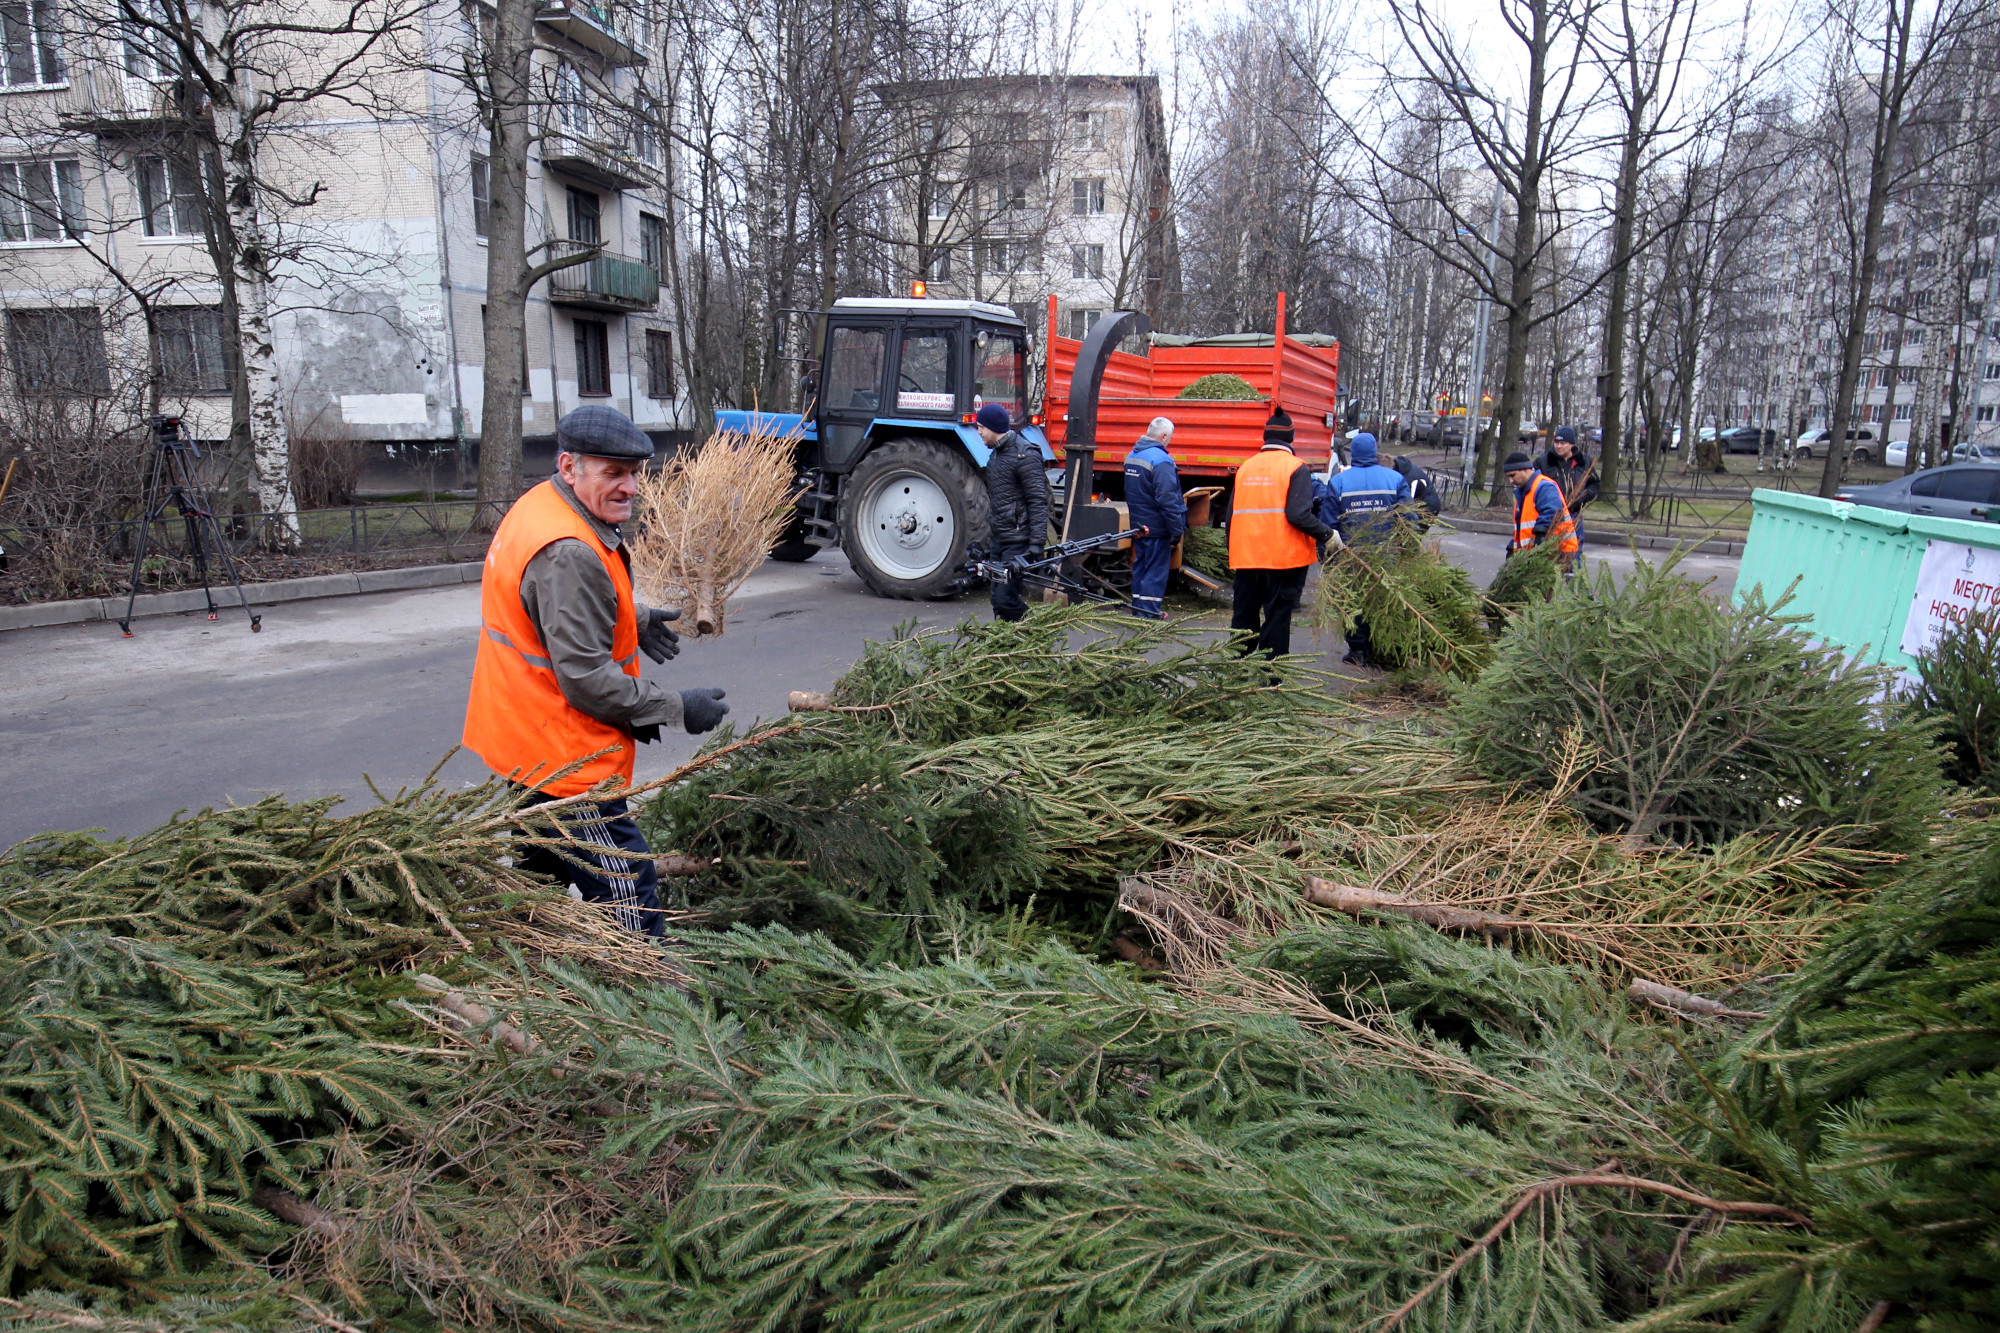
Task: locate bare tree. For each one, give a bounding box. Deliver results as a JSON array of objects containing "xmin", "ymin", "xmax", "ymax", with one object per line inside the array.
[{"xmin": 1809, "ymin": 0, "xmax": 1993, "ymax": 496}]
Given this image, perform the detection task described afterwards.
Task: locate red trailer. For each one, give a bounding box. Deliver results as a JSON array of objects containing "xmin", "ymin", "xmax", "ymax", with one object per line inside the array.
[{"xmin": 1040, "ymin": 292, "xmax": 1341, "ymax": 489}]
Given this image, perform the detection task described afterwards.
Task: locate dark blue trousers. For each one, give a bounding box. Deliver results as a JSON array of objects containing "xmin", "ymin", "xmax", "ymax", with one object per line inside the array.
[
  {"xmin": 1130, "ymin": 533, "xmax": 1173, "ymax": 618},
  {"xmin": 515, "ymin": 791, "xmax": 665, "ymax": 939}
]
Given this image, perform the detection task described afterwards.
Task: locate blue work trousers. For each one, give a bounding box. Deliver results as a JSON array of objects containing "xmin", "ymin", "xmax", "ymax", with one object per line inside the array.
[
  {"xmin": 515, "ymin": 791, "xmax": 665, "ymax": 939},
  {"xmin": 1130, "ymin": 533, "xmax": 1173, "ymax": 618}
]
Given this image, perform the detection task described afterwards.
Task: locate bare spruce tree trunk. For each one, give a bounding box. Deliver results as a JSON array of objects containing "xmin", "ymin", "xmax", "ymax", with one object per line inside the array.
[
  {"xmin": 213, "ymin": 76, "xmax": 297, "ymax": 543},
  {"xmin": 476, "ymin": 0, "xmax": 537, "ymax": 517}
]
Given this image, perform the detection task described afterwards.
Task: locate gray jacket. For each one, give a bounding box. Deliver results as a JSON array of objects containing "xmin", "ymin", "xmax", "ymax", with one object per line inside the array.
[{"xmin": 518, "ymin": 476, "xmax": 683, "ymax": 736}]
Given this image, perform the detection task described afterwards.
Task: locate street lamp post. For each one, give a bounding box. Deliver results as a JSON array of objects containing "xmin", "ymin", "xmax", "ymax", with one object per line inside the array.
[{"xmin": 1455, "ymin": 91, "xmax": 1513, "ymax": 488}]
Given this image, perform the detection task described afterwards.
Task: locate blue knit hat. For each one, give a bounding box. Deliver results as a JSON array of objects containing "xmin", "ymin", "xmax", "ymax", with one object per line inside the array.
[
  {"xmin": 1554, "ymin": 425, "xmax": 1577, "ymax": 444},
  {"xmin": 1350, "ymin": 432, "xmax": 1378, "ymax": 465},
  {"xmin": 975, "ymin": 403, "xmax": 1012, "ymax": 433}
]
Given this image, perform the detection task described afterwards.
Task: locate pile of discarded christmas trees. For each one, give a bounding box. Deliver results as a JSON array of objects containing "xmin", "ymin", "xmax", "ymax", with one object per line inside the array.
[{"xmin": 2, "ymin": 560, "xmax": 1995, "ymax": 1333}]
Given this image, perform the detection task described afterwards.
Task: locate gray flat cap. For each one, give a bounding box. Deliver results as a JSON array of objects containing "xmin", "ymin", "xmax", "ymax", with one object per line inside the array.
[{"xmin": 556, "ymin": 405, "xmax": 654, "ymax": 460}]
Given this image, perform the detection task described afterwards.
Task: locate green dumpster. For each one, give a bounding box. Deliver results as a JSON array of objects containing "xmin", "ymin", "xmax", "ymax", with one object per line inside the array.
[{"xmin": 1735, "ymin": 489, "xmax": 2000, "ymax": 674}]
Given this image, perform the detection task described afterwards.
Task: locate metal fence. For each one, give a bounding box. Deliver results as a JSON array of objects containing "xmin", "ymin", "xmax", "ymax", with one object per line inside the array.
[{"xmin": 1, "ymin": 498, "xmax": 508, "ymax": 599}]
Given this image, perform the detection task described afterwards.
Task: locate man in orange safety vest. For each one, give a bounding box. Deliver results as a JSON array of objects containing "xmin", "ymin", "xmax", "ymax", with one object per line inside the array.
[
  {"xmin": 1502, "ymin": 451, "xmax": 1580, "ymax": 565},
  {"xmin": 1227, "ymin": 408, "xmax": 1334, "ymax": 659},
  {"xmin": 463, "ymin": 405, "xmax": 730, "ymax": 938}
]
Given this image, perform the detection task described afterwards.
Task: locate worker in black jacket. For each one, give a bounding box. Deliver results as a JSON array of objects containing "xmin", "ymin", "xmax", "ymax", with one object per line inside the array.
[
  {"xmin": 1536, "ymin": 427, "xmax": 1599, "ymax": 544},
  {"xmin": 975, "ymin": 402, "xmax": 1049, "ymax": 622}
]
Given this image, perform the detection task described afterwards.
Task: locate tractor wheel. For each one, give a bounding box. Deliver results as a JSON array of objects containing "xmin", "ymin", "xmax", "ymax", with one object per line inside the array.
[
  {"xmin": 769, "ymin": 512, "xmax": 820, "ymax": 563},
  {"xmin": 840, "ymin": 438, "xmax": 989, "ymax": 599}
]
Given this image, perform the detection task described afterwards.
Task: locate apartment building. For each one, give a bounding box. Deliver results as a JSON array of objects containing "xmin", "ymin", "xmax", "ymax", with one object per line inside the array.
[
  {"xmin": 889, "ymin": 74, "xmax": 1177, "ymax": 340},
  {"xmin": 0, "ymin": 0, "xmax": 687, "ymax": 483}
]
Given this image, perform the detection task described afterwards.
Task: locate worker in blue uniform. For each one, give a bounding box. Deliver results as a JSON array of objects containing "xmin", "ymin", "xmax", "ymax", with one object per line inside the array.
[
  {"xmin": 1326, "ymin": 431, "xmax": 1412, "ymax": 666},
  {"xmin": 1122, "ymin": 416, "xmax": 1187, "ymax": 619}
]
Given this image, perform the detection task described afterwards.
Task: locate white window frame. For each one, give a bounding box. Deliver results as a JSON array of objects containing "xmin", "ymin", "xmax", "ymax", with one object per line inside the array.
[
  {"xmin": 556, "ymin": 61, "xmax": 589, "ymax": 135},
  {"xmin": 0, "ymin": 0, "xmax": 65, "ymax": 89},
  {"xmin": 137, "ymin": 154, "xmax": 204, "ymax": 238},
  {"xmin": 0, "ymin": 157, "xmax": 83, "ymax": 244},
  {"xmin": 121, "ymin": 0, "xmax": 181, "ymax": 80}
]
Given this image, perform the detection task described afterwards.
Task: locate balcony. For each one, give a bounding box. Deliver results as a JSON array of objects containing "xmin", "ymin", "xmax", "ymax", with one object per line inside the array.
[
  {"xmin": 543, "ymin": 130, "xmax": 652, "ymax": 191},
  {"xmin": 535, "ymin": 0, "xmax": 645, "ymax": 66},
  {"xmin": 546, "ymin": 240, "xmax": 659, "ymax": 312}
]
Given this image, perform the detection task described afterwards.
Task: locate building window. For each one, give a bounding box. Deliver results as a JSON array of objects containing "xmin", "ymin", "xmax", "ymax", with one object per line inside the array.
[
  {"xmin": 1895, "ymin": 403, "xmax": 1913, "ymax": 420},
  {"xmin": 927, "ymin": 248, "xmax": 952, "ymax": 281},
  {"xmin": 646, "ymin": 327, "xmax": 673, "ymax": 399},
  {"xmin": 1986, "ymin": 362, "xmax": 2000, "ymax": 380},
  {"xmin": 0, "ymin": 158, "xmax": 82, "ymax": 242},
  {"xmin": 1073, "ymin": 110, "xmax": 1107, "ymax": 150},
  {"xmin": 471, "ymin": 155, "xmax": 490, "ymax": 238},
  {"xmin": 987, "ymin": 180, "xmax": 1027, "ymax": 212},
  {"xmin": 2, "ymin": 0, "xmax": 64, "ymax": 87},
  {"xmin": 573, "ymin": 318, "xmax": 609, "ymax": 396},
  {"xmin": 156, "ymin": 306, "xmax": 230, "ymax": 395},
  {"xmin": 1067, "ymin": 308, "xmax": 1102, "ymax": 339},
  {"xmin": 556, "ymin": 61, "xmax": 588, "ymax": 134},
  {"xmin": 1980, "ymin": 404, "xmax": 1997, "ymax": 423},
  {"xmin": 638, "ymin": 211, "xmax": 663, "ymax": 272},
  {"xmin": 924, "ymin": 181, "xmax": 957, "ymax": 220},
  {"xmin": 1907, "ymin": 328, "xmax": 1925, "ymax": 345},
  {"xmin": 137, "ymin": 155, "xmax": 204, "ymax": 237},
  {"xmin": 632, "ymin": 90, "xmax": 660, "ymax": 165},
  {"xmin": 122, "ymin": 0, "xmax": 177, "ymax": 78},
  {"xmin": 1070, "ymin": 177, "xmax": 1105, "ymax": 215},
  {"xmin": 1070, "ymin": 243, "xmax": 1103, "ymax": 279},
  {"xmin": 975, "ymin": 238, "xmax": 1034, "ymax": 272},
  {"xmin": 566, "ymin": 186, "xmax": 599, "ymax": 244},
  {"xmin": 10, "ymin": 308, "xmax": 108, "ymax": 396}
]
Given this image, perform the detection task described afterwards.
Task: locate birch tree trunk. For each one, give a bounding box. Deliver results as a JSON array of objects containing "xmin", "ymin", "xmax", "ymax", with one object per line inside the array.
[{"xmin": 214, "ymin": 69, "xmax": 298, "ymax": 543}]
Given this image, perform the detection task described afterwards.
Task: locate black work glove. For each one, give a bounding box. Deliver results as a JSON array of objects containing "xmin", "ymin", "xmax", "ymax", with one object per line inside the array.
[
  {"xmin": 680, "ymin": 687, "xmax": 729, "ymax": 734},
  {"xmin": 638, "ymin": 606, "xmax": 682, "ymax": 664},
  {"xmin": 1004, "ymin": 556, "xmax": 1030, "ymax": 579}
]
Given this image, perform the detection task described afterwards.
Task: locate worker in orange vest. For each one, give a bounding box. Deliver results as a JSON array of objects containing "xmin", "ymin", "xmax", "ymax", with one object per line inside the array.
[
  {"xmin": 463, "ymin": 406, "xmax": 730, "ymax": 939},
  {"xmin": 1227, "ymin": 408, "xmax": 1333, "ymax": 659},
  {"xmin": 1502, "ymin": 451, "xmax": 1580, "ymax": 565}
]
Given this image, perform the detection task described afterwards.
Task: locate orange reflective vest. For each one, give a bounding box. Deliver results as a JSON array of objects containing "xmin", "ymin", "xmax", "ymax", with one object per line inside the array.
[
  {"xmin": 463, "ymin": 480, "xmax": 640, "ymax": 796},
  {"xmin": 1228, "ymin": 446, "xmax": 1319, "ymax": 570},
  {"xmin": 1514, "ymin": 475, "xmax": 1580, "ymax": 556}
]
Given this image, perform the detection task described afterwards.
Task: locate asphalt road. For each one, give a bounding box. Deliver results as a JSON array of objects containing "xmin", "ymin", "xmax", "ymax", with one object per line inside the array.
[{"xmin": 0, "ymin": 530, "xmax": 1740, "ymax": 849}]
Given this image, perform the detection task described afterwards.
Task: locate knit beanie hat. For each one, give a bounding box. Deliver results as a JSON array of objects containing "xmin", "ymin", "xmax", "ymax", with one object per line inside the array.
[{"xmin": 1263, "ymin": 407, "xmax": 1294, "ymax": 445}]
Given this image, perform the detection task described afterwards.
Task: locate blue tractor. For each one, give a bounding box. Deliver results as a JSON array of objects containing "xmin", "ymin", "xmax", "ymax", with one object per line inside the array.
[{"xmin": 716, "ymin": 296, "xmax": 1053, "ymax": 600}]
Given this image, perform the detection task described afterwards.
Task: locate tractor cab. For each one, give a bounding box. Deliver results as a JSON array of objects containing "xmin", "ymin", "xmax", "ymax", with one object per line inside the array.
[{"xmin": 721, "ymin": 296, "xmax": 1052, "ymax": 598}]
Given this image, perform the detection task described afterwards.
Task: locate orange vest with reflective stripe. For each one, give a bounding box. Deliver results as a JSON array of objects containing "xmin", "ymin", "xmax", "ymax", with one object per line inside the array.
[
  {"xmin": 1228, "ymin": 446, "xmax": 1319, "ymax": 570},
  {"xmin": 1515, "ymin": 476, "xmax": 1580, "ymax": 556},
  {"xmin": 463, "ymin": 480, "xmax": 640, "ymax": 796}
]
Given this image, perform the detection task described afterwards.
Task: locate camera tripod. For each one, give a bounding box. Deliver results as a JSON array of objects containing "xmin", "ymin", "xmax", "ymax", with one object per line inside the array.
[{"xmin": 117, "ymin": 415, "xmax": 260, "ymax": 636}]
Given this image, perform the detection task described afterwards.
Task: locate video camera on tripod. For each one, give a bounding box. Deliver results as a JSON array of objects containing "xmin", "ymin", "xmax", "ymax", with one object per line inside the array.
[{"xmin": 117, "ymin": 415, "xmax": 260, "ymax": 637}]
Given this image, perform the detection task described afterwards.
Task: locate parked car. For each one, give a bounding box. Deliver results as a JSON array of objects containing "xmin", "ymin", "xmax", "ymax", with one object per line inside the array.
[
  {"xmin": 1834, "ymin": 462, "xmax": 2000, "ymax": 523},
  {"xmin": 1950, "ymin": 442, "xmax": 2000, "ymax": 463},
  {"xmin": 1884, "ymin": 439, "xmax": 1907, "ymax": 469},
  {"xmin": 1719, "ymin": 427, "xmax": 1777, "ymax": 455},
  {"xmin": 1794, "ymin": 427, "xmax": 1877, "ymax": 462}
]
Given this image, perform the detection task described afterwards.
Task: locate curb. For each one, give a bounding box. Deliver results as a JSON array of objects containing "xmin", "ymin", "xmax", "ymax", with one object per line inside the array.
[
  {"xmin": 0, "ymin": 560, "xmax": 485, "ymax": 633},
  {"xmin": 1441, "ymin": 515, "xmax": 1745, "ymax": 557}
]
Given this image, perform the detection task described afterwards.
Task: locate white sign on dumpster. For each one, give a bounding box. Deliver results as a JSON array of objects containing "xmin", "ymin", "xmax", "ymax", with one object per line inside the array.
[{"xmin": 1899, "ymin": 538, "xmax": 2000, "ymax": 657}]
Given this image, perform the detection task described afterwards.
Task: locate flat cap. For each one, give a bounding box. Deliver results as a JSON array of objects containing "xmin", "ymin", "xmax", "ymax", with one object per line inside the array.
[{"xmin": 556, "ymin": 405, "xmax": 654, "ymax": 460}]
